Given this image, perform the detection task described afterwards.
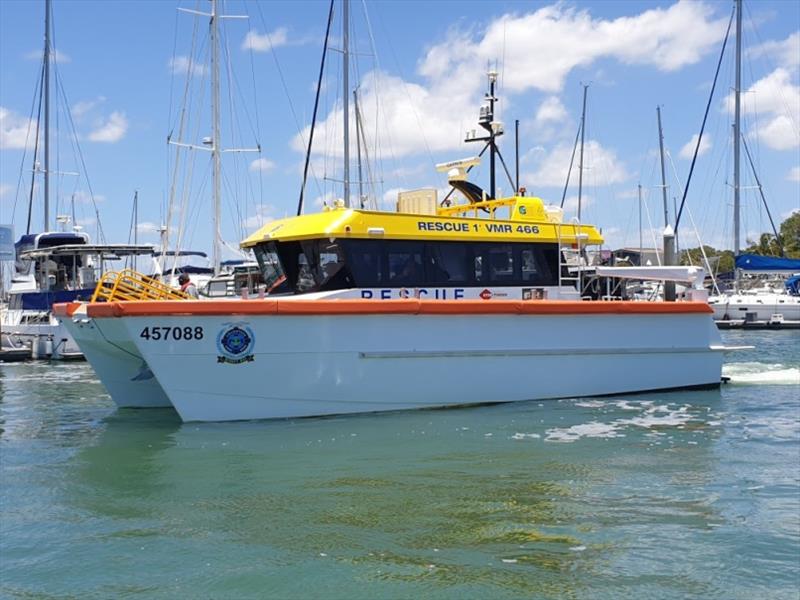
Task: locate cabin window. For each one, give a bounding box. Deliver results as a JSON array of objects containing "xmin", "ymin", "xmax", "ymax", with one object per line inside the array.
[
  {"xmin": 253, "ymin": 242, "xmax": 287, "ymax": 292},
  {"xmin": 521, "ymin": 247, "xmax": 555, "ymax": 285},
  {"xmin": 300, "ymin": 240, "xmax": 353, "ymax": 290},
  {"xmin": 484, "ymin": 244, "xmax": 515, "ymax": 283},
  {"xmin": 426, "ymin": 243, "xmax": 470, "ymax": 284},
  {"xmin": 345, "ymin": 240, "xmax": 385, "ymax": 286},
  {"xmin": 386, "ymin": 242, "xmax": 424, "ymax": 284},
  {"xmin": 261, "ymin": 238, "xmax": 559, "ymax": 292}
]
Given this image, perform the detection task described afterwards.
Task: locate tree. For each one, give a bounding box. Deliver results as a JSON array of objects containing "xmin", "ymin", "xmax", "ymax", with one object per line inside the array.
[
  {"xmin": 779, "ymin": 211, "xmax": 800, "ymax": 258},
  {"xmin": 744, "ymin": 233, "xmax": 782, "ymax": 257},
  {"xmin": 679, "ymin": 245, "xmax": 734, "ymax": 274}
]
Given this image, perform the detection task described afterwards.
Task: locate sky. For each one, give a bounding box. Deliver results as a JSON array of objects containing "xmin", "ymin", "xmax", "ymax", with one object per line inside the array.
[{"xmin": 1, "ymin": 0, "xmax": 798, "ymax": 260}]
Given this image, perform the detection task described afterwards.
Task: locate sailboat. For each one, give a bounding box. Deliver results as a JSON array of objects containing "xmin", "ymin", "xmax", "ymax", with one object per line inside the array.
[
  {"xmin": 706, "ymin": 0, "xmax": 800, "ymax": 327},
  {"xmin": 0, "ymin": 0, "xmax": 155, "ymax": 360}
]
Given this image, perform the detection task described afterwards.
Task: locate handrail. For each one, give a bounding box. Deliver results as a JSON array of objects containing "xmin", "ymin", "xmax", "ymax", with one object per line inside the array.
[{"xmin": 91, "ymin": 269, "xmax": 189, "ymax": 302}]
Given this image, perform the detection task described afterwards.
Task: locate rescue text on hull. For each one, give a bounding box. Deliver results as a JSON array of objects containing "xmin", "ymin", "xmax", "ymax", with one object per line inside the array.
[{"xmin": 84, "ymin": 299, "xmax": 726, "ymax": 423}]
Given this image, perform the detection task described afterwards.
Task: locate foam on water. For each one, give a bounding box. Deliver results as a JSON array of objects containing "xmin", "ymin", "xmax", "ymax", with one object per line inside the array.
[
  {"xmin": 723, "ymin": 362, "xmax": 800, "ymax": 385},
  {"xmin": 545, "ymin": 403, "xmax": 702, "ymax": 443}
]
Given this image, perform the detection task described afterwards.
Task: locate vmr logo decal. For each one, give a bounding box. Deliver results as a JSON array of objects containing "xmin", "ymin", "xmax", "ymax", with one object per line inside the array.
[{"xmin": 216, "ymin": 323, "xmax": 255, "ymax": 364}]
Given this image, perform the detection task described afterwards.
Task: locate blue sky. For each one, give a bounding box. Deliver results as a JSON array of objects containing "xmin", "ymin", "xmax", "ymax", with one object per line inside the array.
[{"xmin": 1, "ymin": 0, "xmax": 798, "ymax": 258}]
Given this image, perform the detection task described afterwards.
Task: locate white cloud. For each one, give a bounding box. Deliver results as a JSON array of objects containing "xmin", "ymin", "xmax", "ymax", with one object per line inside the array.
[
  {"xmin": 724, "ymin": 67, "xmax": 800, "ymax": 151},
  {"xmin": 535, "ymin": 96, "xmax": 568, "ymax": 126},
  {"xmin": 25, "ymin": 49, "xmax": 70, "ymax": 63},
  {"xmin": 561, "ymin": 193, "xmax": 594, "ymax": 214},
  {"xmin": 168, "ymin": 55, "xmax": 206, "ymax": 77},
  {"xmin": 241, "ymin": 28, "xmax": 288, "ymax": 52},
  {"xmin": 787, "ymin": 166, "xmax": 800, "ymax": 182},
  {"xmin": 72, "ymin": 97, "xmax": 106, "ymax": 119},
  {"xmin": 249, "ymin": 158, "xmax": 275, "ymax": 173},
  {"xmin": 523, "ymin": 140, "xmax": 628, "ymax": 189},
  {"xmin": 679, "ymin": 133, "xmax": 712, "ymax": 159},
  {"xmin": 72, "ymin": 190, "xmax": 106, "ymax": 204},
  {"xmin": 136, "ymin": 221, "xmax": 162, "ymax": 235},
  {"xmin": 749, "ymin": 31, "xmax": 800, "ymax": 69},
  {"xmin": 292, "ymin": 3, "xmax": 728, "ymax": 162},
  {"xmin": 419, "ymin": 1, "xmax": 728, "ymax": 95},
  {"xmin": 0, "ymin": 106, "xmax": 37, "ymax": 150},
  {"xmin": 243, "ymin": 204, "xmax": 277, "ymax": 230},
  {"xmin": 88, "ymin": 112, "xmax": 128, "ymax": 143},
  {"xmin": 292, "ymin": 69, "xmax": 475, "ymax": 159},
  {"xmin": 758, "ymin": 114, "xmax": 799, "ymax": 151},
  {"xmin": 0, "ymin": 183, "xmax": 11, "ymax": 198}
]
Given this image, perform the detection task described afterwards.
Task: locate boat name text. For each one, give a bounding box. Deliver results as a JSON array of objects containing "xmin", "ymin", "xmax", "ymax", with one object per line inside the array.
[{"xmin": 416, "ymin": 221, "xmax": 539, "ymax": 235}]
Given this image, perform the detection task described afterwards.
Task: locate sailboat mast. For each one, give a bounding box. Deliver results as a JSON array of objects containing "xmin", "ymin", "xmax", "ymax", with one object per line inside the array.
[
  {"xmin": 577, "ymin": 84, "xmax": 588, "ymax": 221},
  {"xmin": 43, "ymin": 0, "xmax": 51, "ymax": 232},
  {"xmin": 733, "ymin": 0, "xmax": 742, "ymax": 258},
  {"xmin": 657, "ymin": 106, "xmax": 669, "ymax": 227},
  {"xmin": 210, "ymin": 0, "xmax": 221, "ymax": 273},
  {"xmin": 342, "ymin": 0, "xmax": 351, "ymax": 207},
  {"xmin": 354, "ymin": 89, "xmax": 364, "ymax": 208},
  {"xmin": 638, "ymin": 184, "xmax": 643, "ymax": 258}
]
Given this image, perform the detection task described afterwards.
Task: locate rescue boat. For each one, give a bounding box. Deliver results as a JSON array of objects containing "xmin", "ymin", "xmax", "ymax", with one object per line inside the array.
[{"xmin": 54, "ymin": 72, "xmax": 729, "ymax": 420}]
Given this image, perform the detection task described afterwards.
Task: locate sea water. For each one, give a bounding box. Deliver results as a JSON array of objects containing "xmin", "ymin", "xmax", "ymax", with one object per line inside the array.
[{"xmin": 1, "ymin": 330, "xmax": 798, "ymax": 599}]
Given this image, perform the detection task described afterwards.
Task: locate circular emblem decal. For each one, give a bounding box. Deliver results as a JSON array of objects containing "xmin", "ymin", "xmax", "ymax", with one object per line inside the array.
[{"xmin": 216, "ymin": 323, "xmax": 256, "ymax": 364}]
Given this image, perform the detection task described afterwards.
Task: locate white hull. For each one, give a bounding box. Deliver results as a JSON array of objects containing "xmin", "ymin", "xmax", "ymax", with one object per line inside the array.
[
  {"xmin": 709, "ymin": 293, "xmax": 800, "ymax": 322},
  {"xmin": 59, "ymin": 307, "xmax": 171, "ymax": 408},
  {"xmin": 108, "ymin": 307, "xmax": 724, "ymax": 422}
]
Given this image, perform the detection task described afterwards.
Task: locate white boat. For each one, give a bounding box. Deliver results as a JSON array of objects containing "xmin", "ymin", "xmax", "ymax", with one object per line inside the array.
[
  {"xmin": 54, "ymin": 58, "xmax": 736, "ymax": 420},
  {"xmin": 703, "ymin": 0, "xmax": 800, "ymax": 325},
  {"xmin": 1, "ymin": 233, "xmax": 156, "ymax": 359},
  {"xmin": 708, "ymin": 255, "xmax": 800, "ymax": 323}
]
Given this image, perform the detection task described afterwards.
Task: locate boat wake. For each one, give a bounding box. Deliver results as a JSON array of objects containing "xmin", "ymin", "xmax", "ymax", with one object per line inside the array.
[{"xmin": 723, "ymin": 362, "xmax": 800, "ymax": 385}]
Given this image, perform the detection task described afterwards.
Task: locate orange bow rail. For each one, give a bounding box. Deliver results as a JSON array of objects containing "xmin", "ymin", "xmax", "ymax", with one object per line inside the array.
[{"xmin": 90, "ymin": 269, "xmax": 190, "ymax": 303}]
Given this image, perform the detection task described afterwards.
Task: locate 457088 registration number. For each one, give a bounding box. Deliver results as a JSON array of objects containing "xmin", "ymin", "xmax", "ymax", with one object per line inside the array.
[{"xmin": 139, "ymin": 326, "xmax": 204, "ymax": 341}]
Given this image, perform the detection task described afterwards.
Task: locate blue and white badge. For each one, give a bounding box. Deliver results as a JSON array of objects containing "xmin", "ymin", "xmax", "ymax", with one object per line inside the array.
[{"xmin": 216, "ymin": 323, "xmax": 255, "ymax": 364}]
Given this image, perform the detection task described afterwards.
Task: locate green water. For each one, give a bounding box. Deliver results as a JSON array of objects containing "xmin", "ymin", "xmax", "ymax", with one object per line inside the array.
[{"xmin": 1, "ymin": 330, "xmax": 798, "ymax": 599}]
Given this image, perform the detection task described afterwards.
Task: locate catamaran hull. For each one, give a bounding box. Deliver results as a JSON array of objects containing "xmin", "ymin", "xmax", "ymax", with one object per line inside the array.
[
  {"xmin": 57, "ymin": 306, "xmax": 172, "ymax": 408},
  {"xmin": 93, "ymin": 301, "xmax": 725, "ymax": 422}
]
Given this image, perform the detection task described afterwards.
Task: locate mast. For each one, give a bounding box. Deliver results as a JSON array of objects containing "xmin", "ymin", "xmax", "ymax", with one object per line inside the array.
[
  {"xmin": 638, "ymin": 184, "xmax": 643, "ymax": 259},
  {"xmin": 210, "ymin": 0, "xmax": 222, "ymax": 273},
  {"xmin": 342, "ymin": 0, "xmax": 351, "ymax": 207},
  {"xmin": 43, "ymin": 0, "xmax": 51, "ymax": 231},
  {"xmin": 488, "ymin": 70, "xmax": 497, "ymax": 199},
  {"xmin": 354, "ymin": 89, "xmax": 364, "ymax": 208},
  {"xmin": 733, "ymin": 0, "xmax": 742, "ymax": 259},
  {"xmin": 577, "ymin": 84, "xmax": 588, "ymax": 221},
  {"xmin": 657, "ymin": 106, "xmax": 669, "ymax": 227},
  {"xmin": 515, "ymin": 119, "xmax": 519, "ymax": 193}
]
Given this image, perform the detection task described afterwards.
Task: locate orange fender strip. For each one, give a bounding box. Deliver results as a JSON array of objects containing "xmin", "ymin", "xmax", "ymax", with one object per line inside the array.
[
  {"xmin": 52, "ymin": 302, "xmax": 82, "ymax": 317},
  {"xmin": 86, "ymin": 298, "xmax": 713, "ymax": 318}
]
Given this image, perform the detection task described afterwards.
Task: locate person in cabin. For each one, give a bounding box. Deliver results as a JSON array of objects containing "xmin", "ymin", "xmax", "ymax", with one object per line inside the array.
[{"xmin": 178, "ymin": 272, "xmax": 199, "ymax": 298}]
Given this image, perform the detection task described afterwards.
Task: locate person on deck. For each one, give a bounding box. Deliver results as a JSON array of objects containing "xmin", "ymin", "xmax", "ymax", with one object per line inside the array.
[{"xmin": 178, "ymin": 273, "xmax": 199, "ymax": 298}]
